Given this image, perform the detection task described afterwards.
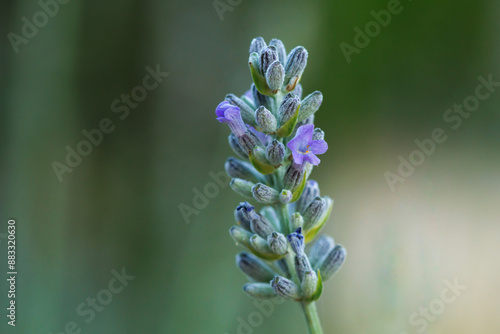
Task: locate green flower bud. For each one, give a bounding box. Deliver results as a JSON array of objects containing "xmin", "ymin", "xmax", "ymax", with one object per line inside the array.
[
  {"xmin": 269, "ymin": 38, "xmax": 286, "ymax": 65},
  {"xmin": 279, "ymin": 93, "xmax": 300, "ymax": 125},
  {"xmin": 225, "ymin": 157, "xmax": 262, "ymax": 183},
  {"xmin": 302, "ymin": 196, "xmax": 327, "ymax": 230},
  {"xmin": 243, "ymin": 282, "xmax": 277, "ymax": 299},
  {"xmin": 290, "ymin": 212, "xmax": 304, "ymax": 231},
  {"xmin": 229, "ymin": 225, "xmax": 253, "ymax": 247},
  {"xmin": 267, "ymin": 232, "xmax": 288, "ymax": 255},
  {"xmin": 266, "ymin": 60, "xmax": 285, "ymax": 94},
  {"xmin": 230, "ymin": 178, "xmax": 255, "ymax": 198},
  {"xmin": 283, "ymin": 163, "xmax": 305, "ymax": 192},
  {"xmin": 249, "ymin": 37, "xmax": 266, "ymax": 54},
  {"xmin": 252, "ymin": 183, "xmax": 280, "ymax": 204},
  {"xmin": 228, "ymin": 133, "xmax": 248, "ymax": 160},
  {"xmin": 309, "ymin": 235, "xmax": 335, "ymax": 269},
  {"xmin": 226, "ymin": 93, "xmax": 256, "ymax": 125},
  {"xmin": 250, "ymin": 234, "xmax": 276, "ymax": 256},
  {"xmin": 238, "ymin": 130, "xmax": 262, "ymax": 154},
  {"xmin": 295, "ymin": 254, "xmax": 312, "ymax": 282},
  {"xmin": 260, "ymin": 46, "xmax": 278, "ymax": 76},
  {"xmin": 236, "ymin": 252, "xmax": 276, "ymax": 282},
  {"xmin": 296, "ymin": 180, "xmax": 320, "ymax": 214},
  {"xmin": 271, "ymin": 276, "xmax": 299, "ymax": 299},
  {"xmin": 250, "ymin": 214, "xmax": 275, "ymax": 239},
  {"xmin": 312, "ymin": 128, "xmax": 325, "ymax": 141},
  {"xmin": 318, "ymin": 244, "xmax": 346, "ymax": 281},
  {"xmin": 298, "ymin": 91, "xmax": 323, "ymax": 123},
  {"xmin": 284, "ymin": 46, "xmax": 308, "ymax": 91},
  {"xmin": 260, "ymin": 206, "xmax": 281, "ymax": 232},
  {"xmin": 266, "ymin": 140, "xmax": 285, "ymax": 166},
  {"xmin": 301, "ymin": 271, "xmax": 318, "ymax": 299},
  {"xmin": 279, "ymin": 189, "xmax": 292, "ymax": 204},
  {"xmin": 255, "ymin": 106, "xmax": 277, "ymax": 134}
]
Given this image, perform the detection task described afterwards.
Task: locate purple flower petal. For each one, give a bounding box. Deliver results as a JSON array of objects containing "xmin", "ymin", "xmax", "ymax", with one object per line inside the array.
[{"xmin": 310, "ymin": 140, "xmax": 328, "ymax": 154}]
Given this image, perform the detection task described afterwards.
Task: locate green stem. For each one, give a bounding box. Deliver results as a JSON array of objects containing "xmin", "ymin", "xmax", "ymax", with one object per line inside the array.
[{"xmin": 301, "ymin": 301, "xmax": 324, "ymax": 334}]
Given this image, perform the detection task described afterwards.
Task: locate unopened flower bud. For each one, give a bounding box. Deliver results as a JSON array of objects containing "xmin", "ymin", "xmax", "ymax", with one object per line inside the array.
[
  {"xmin": 237, "ymin": 130, "xmax": 262, "ymax": 154},
  {"xmin": 266, "ymin": 140, "xmax": 285, "ymax": 166},
  {"xmin": 255, "ymin": 106, "xmax": 277, "ymax": 133},
  {"xmin": 302, "ymin": 196, "xmax": 327, "ymax": 230},
  {"xmin": 252, "ymin": 183, "xmax": 280, "ymax": 204},
  {"xmin": 250, "ymin": 214, "xmax": 275, "ymax": 239},
  {"xmin": 279, "ymin": 189, "xmax": 292, "ymax": 204},
  {"xmin": 298, "ymin": 91, "xmax": 323, "ymax": 123},
  {"xmin": 266, "ymin": 61, "xmax": 285, "ymax": 93},
  {"xmin": 294, "ymin": 254, "xmax": 312, "ymax": 282},
  {"xmin": 290, "ymin": 212, "xmax": 304, "ymax": 231},
  {"xmin": 250, "ymin": 234, "xmax": 275, "ymax": 256},
  {"xmin": 318, "ymin": 244, "xmax": 346, "ymax": 281},
  {"xmin": 249, "ymin": 37, "xmax": 266, "ymax": 54},
  {"xmin": 243, "ymin": 283, "xmax": 277, "ymax": 299},
  {"xmin": 225, "ymin": 157, "xmax": 261, "ymax": 183},
  {"xmin": 230, "ymin": 178, "xmax": 255, "ymax": 198},
  {"xmin": 269, "ymin": 38, "xmax": 286, "ymax": 65},
  {"xmin": 279, "ymin": 93, "xmax": 300, "ymax": 125},
  {"xmin": 234, "ymin": 202, "xmax": 255, "ymax": 230},
  {"xmin": 260, "ymin": 206, "xmax": 280, "ymax": 231},
  {"xmin": 301, "ymin": 271, "xmax": 318, "ymax": 298},
  {"xmin": 252, "ymin": 84, "xmax": 274, "ymax": 111},
  {"xmin": 271, "ymin": 276, "xmax": 299, "ymax": 299},
  {"xmin": 228, "ymin": 133, "xmax": 248, "ymax": 159},
  {"xmin": 312, "ymin": 128, "xmax": 325, "ymax": 141},
  {"xmin": 308, "ymin": 235, "xmax": 335, "ymax": 269},
  {"xmin": 284, "ymin": 46, "xmax": 308, "ymax": 91},
  {"xmin": 229, "ymin": 225, "xmax": 253, "ymax": 247},
  {"xmin": 287, "ymin": 227, "xmax": 305, "ymax": 256},
  {"xmin": 296, "ymin": 180, "xmax": 320, "ymax": 214},
  {"xmin": 267, "ymin": 232, "xmax": 288, "ymax": 255},
  {"xmin": 236, "ymin": 252, "xmax": 276, "ymax": 282},
  {"xmin": 260, "ymin": 46, "xmax": 278, "ymax": 76},
  {"xmin": 226, "ymin": 93, "xmax": 256, "ymax": 125},
  {"xmin": 283, "ymin": 163, "xmax": 305, "ymax": 192}
]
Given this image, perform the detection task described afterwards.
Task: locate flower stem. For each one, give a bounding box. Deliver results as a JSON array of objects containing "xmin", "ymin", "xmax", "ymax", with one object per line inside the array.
[{"xmin": 301, "ymin": 301, "xmax": 324, "ymax": 334}]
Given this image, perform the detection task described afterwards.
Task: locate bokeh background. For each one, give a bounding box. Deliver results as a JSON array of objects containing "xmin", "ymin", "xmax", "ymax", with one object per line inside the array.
[{"xmin": 1, "ymin": 0, "xmax": 499, "ymax": 333}]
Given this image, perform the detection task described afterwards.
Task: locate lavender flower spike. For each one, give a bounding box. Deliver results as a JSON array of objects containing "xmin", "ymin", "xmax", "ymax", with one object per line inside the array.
[
  {"xmin": 215, "ymin": 101, "xmax": 247, "ymax": 137},
  {"xmin": 216, "ymin": 37, "xmax": 347, "ymax": 334},
  {"xmin": 287, "ymin": 124, "xmax": 328, "ymax": 166}
]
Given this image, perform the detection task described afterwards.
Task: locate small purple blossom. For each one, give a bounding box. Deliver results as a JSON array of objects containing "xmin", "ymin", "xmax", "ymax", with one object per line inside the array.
[
  {"xmin": 287, "ymin": 124, "xmax": 328, "ymax": 166},
  {"xmin": 216, "ymin": 101, "xmax": 247, "ymax": 137}
]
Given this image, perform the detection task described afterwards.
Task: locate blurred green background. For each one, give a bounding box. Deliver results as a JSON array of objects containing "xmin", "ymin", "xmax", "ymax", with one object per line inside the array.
[{"xmin": 1, "ymin": 0, "xmax": 499, "ymax": 333}]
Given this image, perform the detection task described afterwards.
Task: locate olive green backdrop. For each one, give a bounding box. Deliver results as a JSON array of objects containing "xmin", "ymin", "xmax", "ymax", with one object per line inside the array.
[{"xmin": 1, "ymin": 0, "xmax": 499, "ymax": 333}]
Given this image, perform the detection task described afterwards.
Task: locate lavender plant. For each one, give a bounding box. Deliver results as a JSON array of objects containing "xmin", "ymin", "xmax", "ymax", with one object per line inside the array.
[{"xmin": 215, "ymin": 37, "xmax": 346, "ymax": 334}]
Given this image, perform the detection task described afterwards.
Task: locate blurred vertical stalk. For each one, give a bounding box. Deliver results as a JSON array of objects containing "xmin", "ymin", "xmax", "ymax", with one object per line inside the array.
[{"xmin": 301, "ymin": 301, "xmax": 324, "ymax": 334}]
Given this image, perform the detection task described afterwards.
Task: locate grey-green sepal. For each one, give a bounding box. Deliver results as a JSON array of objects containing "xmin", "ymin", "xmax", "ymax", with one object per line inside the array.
[
  {"xmin": 252, "ymin": 183, "xmax": 280, "ymax": 205},
  {"xmin": 300, "ymin": 271, "xmax": 318, "ymax": 299},
  {"xmin": 230, "ymin": 178, "xmax": 255, "ymax": 198},
  {"xmin": 309, "ymin": 235, "xmax": 335, "ymax": 269},
  {"xmin": 290, "ymin": 212, "xmax": 304, "ymax": 231},
  {"xmin": 317, "ymin": 244, "xmax": 346, "ymax": 281},
  {"xmin": 266, "ymin": 61, "xmax": 285, "ymax": 94},
  {"xmin": 303, "ymin": 196, "xmax": 333, "ymax": 242},
  {"xmin": 236, "ymin": 252, "xmax": 276, "ymax": 282},
  {"xmin": 243, "ymin": 282, "xmax": 277, "ymax": 299},
  {"xmin": 297, "ymin": 91, "xmax": 323, "ymax": 123},
  {"xmin": 255, "ymin": 106, "xmax": 277, "ymax": 134},
  {"xmin": 269, "ymin": 38, "xmax": 286, "ymax": 65},
  {"xmin": 225, "ymin": 157, "xmax": 263, "ymax": 183},
  {"xmin": 283, "ymin": 46, "xmax": 308, "ymax": 92},
  {"xmin": 267, "ymin": 232, "xmax": 288, "ymax": 255},
  {"xmin": 271, "ymin": 276, "xmax": 299, "ymax": 300},
  {"xmin": 266, "ymin": 140, "xmax": 285, "ymax": 166}
]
